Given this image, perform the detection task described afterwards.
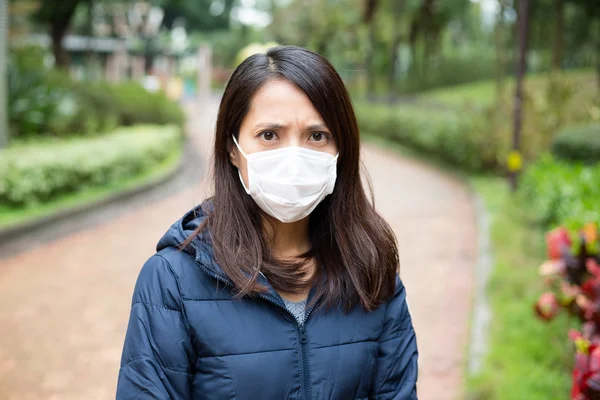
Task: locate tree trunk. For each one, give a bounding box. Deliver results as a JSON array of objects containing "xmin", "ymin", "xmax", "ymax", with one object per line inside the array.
[
  {"xmin": 420, "ymin": 0, "xmax": 435, "ymax": 79},
  {"xmin": 408, "ymin": 19, "xmax": 418, "ymax": 81},
  {"xmin": 596, "ymin": 20, "xmax": 600, "ymax": 93},
  {"xmin": 364, "ymin": 0, "xmax": 379, "ymax": 99},
  {"xmin": 495, "ymin": 0, "xmax": 507, "ymax": 102},
  {"xmin": 85, "ymin": 0, "xmax": 94, "ymax": 80},
  {"xmin": 388, "ymin": 0, "xmax": 404, "ymax": 100},
  {"xmin": 551, "ymin": 0, "xmax": 564, "ymax": 71},
  {"xmin": 0, "ymin": 0, "xmax": 8, "ymax": 149},
  {"xmin": 366, "ymin": 19, "xmax": 377, "ymax": 98},
  {"xmin": 50, "ymin": 1, "xmax": 81, "ymax": 70},
  {"xmin": 510, "ymin": 0, "xmax": 530, "ymax": 192}
]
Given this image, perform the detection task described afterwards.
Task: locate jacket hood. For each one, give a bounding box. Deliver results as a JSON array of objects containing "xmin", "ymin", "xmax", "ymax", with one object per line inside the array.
[
  {"xmin": 156, "ymin": 203, "xmax": 228, "ymax": 280},
  {"xmin": 157, "ymin": 203, "xmax": 287, "ymax": 300}
]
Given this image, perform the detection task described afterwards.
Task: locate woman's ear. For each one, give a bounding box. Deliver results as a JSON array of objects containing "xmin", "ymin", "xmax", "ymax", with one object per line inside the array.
[{"xmin": 230, "ymin": 147, "xmax": 239, "ymax": 168}]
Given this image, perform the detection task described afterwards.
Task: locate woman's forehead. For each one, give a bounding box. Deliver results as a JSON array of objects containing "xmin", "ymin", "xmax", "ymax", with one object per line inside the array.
[{"xmin": 246, "ymin": 80, "xmax": 325, "ymax": 123}]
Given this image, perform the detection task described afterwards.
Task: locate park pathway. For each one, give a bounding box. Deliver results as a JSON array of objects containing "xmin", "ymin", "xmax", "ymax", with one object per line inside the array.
[{"xmin": 0, "ymin": 97, "xmax": 477, "ymax": 400}]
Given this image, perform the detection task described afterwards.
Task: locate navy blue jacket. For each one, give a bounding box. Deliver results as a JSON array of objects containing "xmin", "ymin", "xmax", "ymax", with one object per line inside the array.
[{"xmin": 116, "ymin": 206, "xmax": 418, "ymax": 399}]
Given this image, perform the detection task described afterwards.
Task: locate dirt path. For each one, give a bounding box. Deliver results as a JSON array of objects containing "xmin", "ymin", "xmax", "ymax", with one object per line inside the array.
[
  {"xmin": 362, "ymin": 145, "xmax": 477, "ymax": 400},
  {"xmin": 0, "ymin": 99, "xmax": 476, "ymax": 400}
]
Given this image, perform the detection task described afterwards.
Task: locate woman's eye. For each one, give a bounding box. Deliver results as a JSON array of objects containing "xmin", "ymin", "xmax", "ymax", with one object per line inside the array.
[
  {"xmin": 259, "ymin": 131, "xmax": 278, "ymax": 141},
  {"xmin": 310, "ymin": 132, "xmax": 328, "ymax": 142}
]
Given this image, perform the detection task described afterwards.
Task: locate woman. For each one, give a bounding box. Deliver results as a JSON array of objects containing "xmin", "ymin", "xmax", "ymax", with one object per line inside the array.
[{"xmin": 117, "ymin": 46, "xmax": 418, "ymax": 400}]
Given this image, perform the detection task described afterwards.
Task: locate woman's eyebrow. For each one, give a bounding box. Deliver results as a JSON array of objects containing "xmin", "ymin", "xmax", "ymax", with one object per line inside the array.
[
  {"xmin": 253, "ymin": 122, "xmax": 329, "ymax": 131},
  {"xmin": 306, "ymin": 123, "xmax": 329, "ymax": 131},
  {"xmin": 254, "ymin": 122, "xmax": 285, "ymax": 130}
]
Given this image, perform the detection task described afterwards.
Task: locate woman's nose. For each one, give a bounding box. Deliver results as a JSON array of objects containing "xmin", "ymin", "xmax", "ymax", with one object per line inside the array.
[{"xmin": 282, "ymin": 132, "xmax": 303, "ymax": 147}]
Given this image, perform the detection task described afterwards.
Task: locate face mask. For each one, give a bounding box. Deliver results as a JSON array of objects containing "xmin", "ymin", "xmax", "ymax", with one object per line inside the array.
[{"xmin": 232, "ymin": 136, "xmax": 338, "ymax": 223}]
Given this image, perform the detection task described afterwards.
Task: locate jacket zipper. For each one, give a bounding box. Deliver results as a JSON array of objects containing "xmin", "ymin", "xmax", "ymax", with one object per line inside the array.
[
  {"xmin": 198, "ymin": 263, "xmax": 320, "ymax": 400},
  {"xmin": 299, "ymin": 297, "xmax": 321, "ymax": 400},
  {"xmin": 260, "ymin": 292, "xmax": 320, "ymax": 400}
]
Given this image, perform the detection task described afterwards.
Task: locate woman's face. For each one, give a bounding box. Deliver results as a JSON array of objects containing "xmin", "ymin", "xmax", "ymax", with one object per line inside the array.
[{"xmin": 230, "ymin": 79, "xmax": 338, "ymax": 188}]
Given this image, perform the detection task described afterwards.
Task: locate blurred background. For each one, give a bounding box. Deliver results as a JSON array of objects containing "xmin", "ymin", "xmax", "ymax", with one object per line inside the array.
[{"xmin": 0, "ymin": 0, "xmax": 599, "ymax": 399}]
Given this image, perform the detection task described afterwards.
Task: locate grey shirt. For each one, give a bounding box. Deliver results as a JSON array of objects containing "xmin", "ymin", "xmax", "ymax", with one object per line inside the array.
[{"xmin": 282, "ymin": 297, "xmax": 307, "ymax": 326}]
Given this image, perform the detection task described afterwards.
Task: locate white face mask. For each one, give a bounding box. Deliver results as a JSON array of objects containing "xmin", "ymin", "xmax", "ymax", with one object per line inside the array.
[{"xmin": 232, "ymin": 136, "xmax": 338, "ymax": 223}]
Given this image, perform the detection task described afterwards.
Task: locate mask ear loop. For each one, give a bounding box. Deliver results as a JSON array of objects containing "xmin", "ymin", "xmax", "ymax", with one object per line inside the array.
[
  {"xmin": 232, "ymin": 135, "xmax": 251, "ymax": 194},
  {"xmin": 232, "ymin": 135, "xmax": 248, "ymax": 159}
]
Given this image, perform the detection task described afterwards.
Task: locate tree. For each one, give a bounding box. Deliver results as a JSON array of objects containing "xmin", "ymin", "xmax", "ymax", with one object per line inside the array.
[
  {"xmin": 33, "ymin": 0, "xmax": 91, "ymax": 69},
  {"xmin": 494, "ymin": 0, "xmax": 509, "ymax": 101},
  {"xmin": 569, "ymin": 0, "xmax": 600, "ymax": 90},
  {"xmin": 510, "ymin": 0, "xmax": 531, "ymax": 191},
  {"xmin": 388, "ymin": 0, "xmax": 405, "ymax": 98},
  {"xmin": 160, "ymin": 0, "xmax": 235, "ymax": 32},
  {"xmin": 551, "ymin": 0, "xmax": 564, "ymax": 71},
  {"xmin": 364, "ymin": 0, "xmax": 379, "ymax": 97},
  {"xmin": 0, "ymin": 0, "xmax": 7, "ymax": 148},
  {"xmin": 407, "ymin": 0, "xmax": 470, "ymax": 80}
]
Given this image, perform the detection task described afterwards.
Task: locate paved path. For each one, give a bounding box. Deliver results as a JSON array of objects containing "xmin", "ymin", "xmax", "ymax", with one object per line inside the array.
[{"xmin": 0, "ymin": 98, "xmax": 476, "ymax": 400}]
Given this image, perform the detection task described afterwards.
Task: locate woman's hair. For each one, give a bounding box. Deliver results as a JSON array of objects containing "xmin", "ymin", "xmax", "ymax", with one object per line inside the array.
[{"xmin": 189, "ymin": 46, "xmax": 399, "ymax": 311}]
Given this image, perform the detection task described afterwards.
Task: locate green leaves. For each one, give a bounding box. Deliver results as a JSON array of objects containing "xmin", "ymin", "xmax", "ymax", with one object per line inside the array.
[
  {"xmin": 8, "ymin": 46, "xmax": 185, "ymax": 138},
  {"xmin": 355, "ymin": 102, "xmax": 499, "ymax": 171},
  {"xmin": 0, "ymin": 125, "xmax": 180, "ymax": 207},
  {"xmin": 552, "ymin": 124, "xmax": 600, "ymax": 164},
  {"xmin": 518, "ymin": 155, "xmax": 600, "ymax": 230}
]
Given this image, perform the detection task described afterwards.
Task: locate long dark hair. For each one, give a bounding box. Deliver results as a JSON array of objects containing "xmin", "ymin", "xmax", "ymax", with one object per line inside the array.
[{"xmin": 188, "ymin": 46, "xmax": 399, "ymax": 311}]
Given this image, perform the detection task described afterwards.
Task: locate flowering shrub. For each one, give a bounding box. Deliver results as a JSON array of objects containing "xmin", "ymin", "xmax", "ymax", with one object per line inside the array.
[{"xmin": 534, "ymin": 224, "xmax": 600, "ymax": 399}]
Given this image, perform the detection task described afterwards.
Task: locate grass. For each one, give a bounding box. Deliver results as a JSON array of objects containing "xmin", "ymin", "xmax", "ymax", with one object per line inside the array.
[
  {"xmin": 419, "ymin": 69, "xmax": 595, "ymax": 107},
  {"xmin": 362, "ymin": 131, "xmax": 577, "ymax": 399},
  {"xmin": 466, "ymin": 176, "xmax": 575, "ymax": 400},
  {"xmin": 358, "ymin": 68, "xmax": 598, "ymax": 399},
  {"xmin": 0, "ymin": 147, "xmax": 182, "ymax": 230}
]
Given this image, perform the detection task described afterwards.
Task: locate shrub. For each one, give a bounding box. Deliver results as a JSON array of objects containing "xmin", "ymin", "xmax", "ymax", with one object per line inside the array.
[
  {"xmin": 418, "ymin": 72, "xmax": 599, "ymax": 164},
  {"xmin": 400, "ymin": 51, "xmax": 496, "ymax": 94},
  {"xmin": 518, "ymin": 155, "xmax": 600, "ymax": 229},
  {"xmin": 0, "ymin": 125, "xmax": 181, "ymax": 206},
  {"xmin": 8, "ymin": 46, "xmax": 185, "ymax": 138},
  {"xmin": 533, "ymin": 225, "xmax": 600, "ymax": 399},
  {"xmin": 107, "ymin": 82, "xmax": 185, "ymax": 128},
  {"xmin": 355, "ymin": 102, "xmax": 500, "ymax": 172},
  {"xmin": 552, "ymin": 124, "xmax": 600, "ymax": 164},
  {"xmin": 7, "ymin": 46, "xmax": 67, "ymax": 136},
  {"xmin": 49, "ymin": 78, "xmax": 185, "ymax": 135}
]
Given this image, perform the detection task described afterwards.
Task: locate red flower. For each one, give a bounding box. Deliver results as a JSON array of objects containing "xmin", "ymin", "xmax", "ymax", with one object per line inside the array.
[
  {"xmin": 582, "ymin": 346, "xmax": 600, "ymax": 398},
  {"xmin": 588, "ymin": 259, "xmax": 600, "ymax": 279},
  {"xmin": 573, "ymin": 351, "xmax": 589, "ymax": 399},
  {"xmin": 547, "ymin": 227, "xmax": 572, "ymax": 260},
  {"xmin": 535, "ymin": 292, "xmax": 560, "ymax": 321}
]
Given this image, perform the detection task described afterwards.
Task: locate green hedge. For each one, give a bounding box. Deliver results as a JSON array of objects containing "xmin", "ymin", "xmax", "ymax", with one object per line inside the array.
[
  {"xmin": 0, "ymin": 125, "xmax": 181, "ymax": 206},
  {"xmin": 551, "ymin": 124, "xmax": 600, "ymax": 164},
  {"xmin": 8, "ymin": 46, "xmax": 185, "ymax": 137},
  {"xmin": 518, "ymin": 154, "xmax": 600, "ymax": 229},
  {"xmin": 44, "ymin": 76, "xmax": 185, "ymax": 136},
  {"xmin": 355, "ymin": 102, "xmax": 499, "ymax": 172}
]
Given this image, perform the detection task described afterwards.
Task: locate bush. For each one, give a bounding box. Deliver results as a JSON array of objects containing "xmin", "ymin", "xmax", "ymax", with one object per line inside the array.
[
  {"xmin": 533, "ymin": 225, "xmax": 600, "ymax": 399},
  {"xmin": 552, "ymin": 124, "xmax": 600, "ymax": 164},
  {"xmin": 7, "ymin": 46, "xmax": 67, "ymax": 136},
  {"xmin": 107, "ymin": 82, "xmax": 185, "ymax": 128},
  {"xmin": 49, "ymin": 78, "xmax": 185, "ymax": 135},
  {"xmin": 518, "ymin": 155, "xmax": 600, "ymax": 229},
  {"xmin": 355, "ymin": 102, "xmax": 500, "ymax": 172},
  {"xmin": 8, "ymin": 46, "xmax": 185, "ymax": 138},
  {"xmin": 417, "ymin": 71, "xmax": 600, "ymax": 163},
  {"xmin": 0, "ymin": 125, "xmax": 181, "ymax": 206},
  {"xmin": 400, "ymin": 51, "xmax": 496, "ymax": 94}
]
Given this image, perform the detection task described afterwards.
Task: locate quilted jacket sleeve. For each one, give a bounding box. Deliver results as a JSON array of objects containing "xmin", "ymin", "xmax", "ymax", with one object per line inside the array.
[
  {"xmin": 116, "ymin": 255, "xmax": 196, "ymax": 400},
  {"xmin": 370, "ymin": 276, "xmax": 418, "ymax": 400}
]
